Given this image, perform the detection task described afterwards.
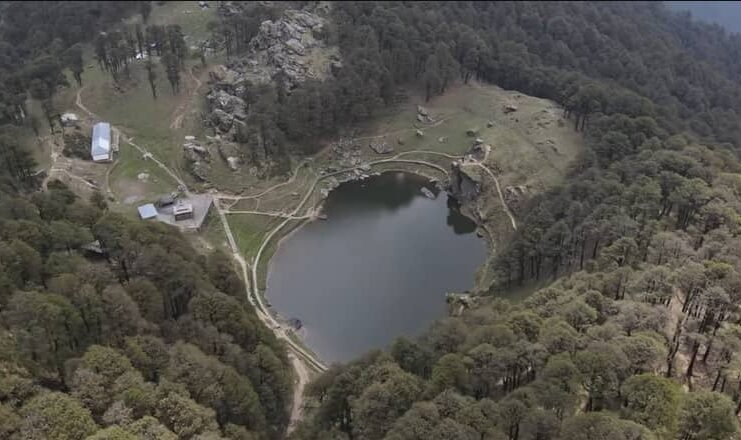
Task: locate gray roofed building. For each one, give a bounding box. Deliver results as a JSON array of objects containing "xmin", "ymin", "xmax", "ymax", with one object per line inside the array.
[
  {"xmin": 91, "ymin": 122, "xmax": 112, "ymax": 162},
  {"xmin": 137, "ymin": 204, "xmax": 158, "ymax": 220}
]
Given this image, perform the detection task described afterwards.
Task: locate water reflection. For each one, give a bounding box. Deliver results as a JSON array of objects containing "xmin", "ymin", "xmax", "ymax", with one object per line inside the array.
[{"xmin": 446, "ymin": 196, "xmax": 478, "ymax": 235}]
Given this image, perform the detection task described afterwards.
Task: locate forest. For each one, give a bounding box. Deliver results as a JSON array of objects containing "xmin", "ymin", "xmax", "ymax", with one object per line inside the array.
[
  {"xmin": 0, "ymin": 2, "xmax": 293, "ymax": 440},
  {"xmin": 4, "ymin": 1, "xmax": 741, "ymax": 439}
]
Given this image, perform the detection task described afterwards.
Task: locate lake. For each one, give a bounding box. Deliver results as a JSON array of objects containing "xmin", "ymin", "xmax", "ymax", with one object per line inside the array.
[{"xmin": 265, "ymin": 172, "xmax": 488, "ymax": 362}]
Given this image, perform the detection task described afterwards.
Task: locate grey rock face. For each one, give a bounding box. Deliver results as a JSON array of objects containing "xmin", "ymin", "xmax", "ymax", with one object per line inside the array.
[{"xmin": 449, "ymin": 161, "xmax": 483, "ymax": 203}]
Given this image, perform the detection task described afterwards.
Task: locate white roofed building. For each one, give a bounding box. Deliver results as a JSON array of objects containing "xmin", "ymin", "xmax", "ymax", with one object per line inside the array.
[{"xmin": 91, "ymin": 122, "xmax": 112, "ymax": 162}]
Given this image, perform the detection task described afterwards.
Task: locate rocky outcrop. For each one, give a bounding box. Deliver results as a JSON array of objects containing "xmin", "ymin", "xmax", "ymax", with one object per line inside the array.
[
  {"xmin": 183, "ymin": 139, "xmax": 212, "ymax": 181},
  {"xmin": 504, "ymin": 185, "xmax": 529, "ymax": 213},
  {"xmin": 241, "ymin": 7, "xmax": 336, "ymax": 88},
  {"xmin": 449, "ymin": 161, "xmax": 484, "ymax": 203},
  {"xmin": 202, "ymin": 5, "xmax": 339, "ymax": 176},
  {"xmin": 205, "ymin": 136, "xmax": 242, "ymax": 172}
]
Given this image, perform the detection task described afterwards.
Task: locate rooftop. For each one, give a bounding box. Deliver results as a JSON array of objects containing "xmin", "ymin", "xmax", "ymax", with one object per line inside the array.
[
  {"xmin": 137, "ymin": 203, "xmax": 158, "ymax": 220},
  {"xmin": 91, "ymin": 122, "xmax": 112, "ymax": 161}
]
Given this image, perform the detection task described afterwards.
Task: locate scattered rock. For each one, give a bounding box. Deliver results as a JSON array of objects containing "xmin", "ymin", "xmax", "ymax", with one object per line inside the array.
[
  {"xmin": 503, "ymin": 104, "xmax": 518, "ymax": 113},
  {"xmin": 487, "ymin": 120, "xmax": 494, "ymax": 128},
  {"xmin": 466, "ymin": 128, "xmax": 479, "ymax": 137},
  {"xmin": 137, "ymin": 173, "xmax": 149, "ymax": 182},
  {"xmin": 397, "ymin": 138, "xmax": 405, "ymax": 145},
  {"xmin": 227, "ymin": 156, "xmax": 240, "ymax": 171},
  {"xmin": 421, "ymin": 187, "xmax": 436, "ymax": 199},
  {"xmin": 417, "ymin": 105, "xmax": 429, "ymax": 117},
  {"xmin": 184, "ymin": 135, "xmax": 196, "ymax": 141},
  {"xmin": 415, "ymin": 129, "xmax": 424, "ymax": 137},
  {"xmin": 438, "ymin": 136, "xmax": 447, "ymax": 143},
  {"xmin": 474, "ymin": 138, "xmax": 484, "ymax": 145}
]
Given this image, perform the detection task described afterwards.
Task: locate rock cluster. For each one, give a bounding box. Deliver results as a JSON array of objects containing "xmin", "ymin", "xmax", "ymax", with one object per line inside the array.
[
  {"xmin": 416, "ymin": 105, "xmax": 433, "ymax": 124},
  {"xmin": 183, "ymin": 138, "xmax": 212, "ymax": 181},
  {"xmin": 330, "ymin": 138, "xmax": 362, "ymax": 167},
  {"xmin": 212, "ymin": 7, "xmax": 335, "ymax": 91},
  {"xmin": 202, "ymin": 6, "xmax": 338, "ymax": 176}
]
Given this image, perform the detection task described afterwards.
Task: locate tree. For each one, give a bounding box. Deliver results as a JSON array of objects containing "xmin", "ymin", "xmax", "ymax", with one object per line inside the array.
[
  {"xmin": 677, "ymin": 392, "xmax": 738, "ymax": 440},
  {"xmin": 19, "ymin": 392, "xmax": 97, "ymax": 440},
  {"xmin": 620, "ymin": 374, "xmax": 681, "ymax": 436},
  {"xmin": 558, "ymin": 413, "xmax": 655, "ymax": 440},
  {"xmin": 145, "ymin": 60, "xmax": 157, "ymax": 99},
  {"xmin": 86, "ymin": 425, "xmax": 138, "ymax": 440},
  {"xmin": 63, "ymin": 45, "xmax": 85, "ymax": 86},
  {"xmin": 126, "ymin": 416, "xmax": 177, "ymax": 440},
  {"xmin": 6, "ymin": 291, "xmax": 85, "ymax": 379},
  {"xmin": 351, "ymin": 363, "xmax": 423, "ymax": 439},
  {"xmin": 574, "ymin": 342, "xmax": 630, "ymax": 411},
  {"xmin": 422, "ymin": 54, "xmax": 442, "ymax": 102},
  {"xmin": 125, "ymin": 277, "xmax": 165, "ymax": 322},
  {"xmin": 155, "ymin": 392, "xmax": 219, "ymax": 439},
  {"xmin": 390, "ymin": 337, "xmax": 434, "ymax": 378},
  {"xmin": 139, "ymin": 1, "xmax": 152, "ymax": 23}
]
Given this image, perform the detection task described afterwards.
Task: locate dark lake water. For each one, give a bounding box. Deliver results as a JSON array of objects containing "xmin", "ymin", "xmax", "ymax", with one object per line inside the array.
[{"xmin": 265, "ymin": 172, "xmax": 488, "ymax": 362}]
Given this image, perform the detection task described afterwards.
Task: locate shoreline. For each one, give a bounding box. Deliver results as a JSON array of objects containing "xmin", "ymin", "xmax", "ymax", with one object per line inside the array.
[{"xmin": 257, "ymin": 167, "xmax": 495, "ymax": 352}]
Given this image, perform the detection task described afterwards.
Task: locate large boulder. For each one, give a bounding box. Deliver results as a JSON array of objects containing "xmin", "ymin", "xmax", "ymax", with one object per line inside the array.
[
  {"xmin": 369, "ymin": 140, "xmax": 394, "ymax": 154},
  {"xmin": 285, "ymin": 38, "xmax": 306, "ymax": 55},
  {"xmin": 208, "ymin": 90, "xmax": 245, "ymax": 113},
  {"xmin": 211, "ymin": 109, "xmax": 234, "ymax": 133}
]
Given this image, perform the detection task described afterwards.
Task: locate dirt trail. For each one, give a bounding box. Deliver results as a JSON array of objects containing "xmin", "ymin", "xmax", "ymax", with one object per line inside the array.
[
  {"xmin": 170, "ymin": 65, "xmax": 204, "ymax": 130},
  {"xmin": 76, "ymin": 87, "xmax": 189, "ymax": 192},
  {"xmin": 216, "ymin": 160, "xmax": 310, "ymax": 201},
  {"xmin": 226, "ymin": 210, "xmax": 312, "ymax": 219},
  {"xmin": 287, "ymin": 353, "xmax": 310, "ymax": 434},
  {"xmin": 465, "ymin": 161, "xmax": 518, "ymax": 231}
]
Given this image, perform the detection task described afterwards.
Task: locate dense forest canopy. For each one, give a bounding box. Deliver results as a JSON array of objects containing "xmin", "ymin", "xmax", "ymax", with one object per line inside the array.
[
  {"xmin": 6, "ymin": 1, "xmax": 741, "ymax": 439},
  {"xmin": 0, "ymin": 2, "xmax": 295, "ymax": 439},
  {"xmin": 287, "ymin": 1, "xmax": 741, "ymax": 439},
  {"xmin": 0, "ymin": 181, "xmax": 295, "ymax": 439}
]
